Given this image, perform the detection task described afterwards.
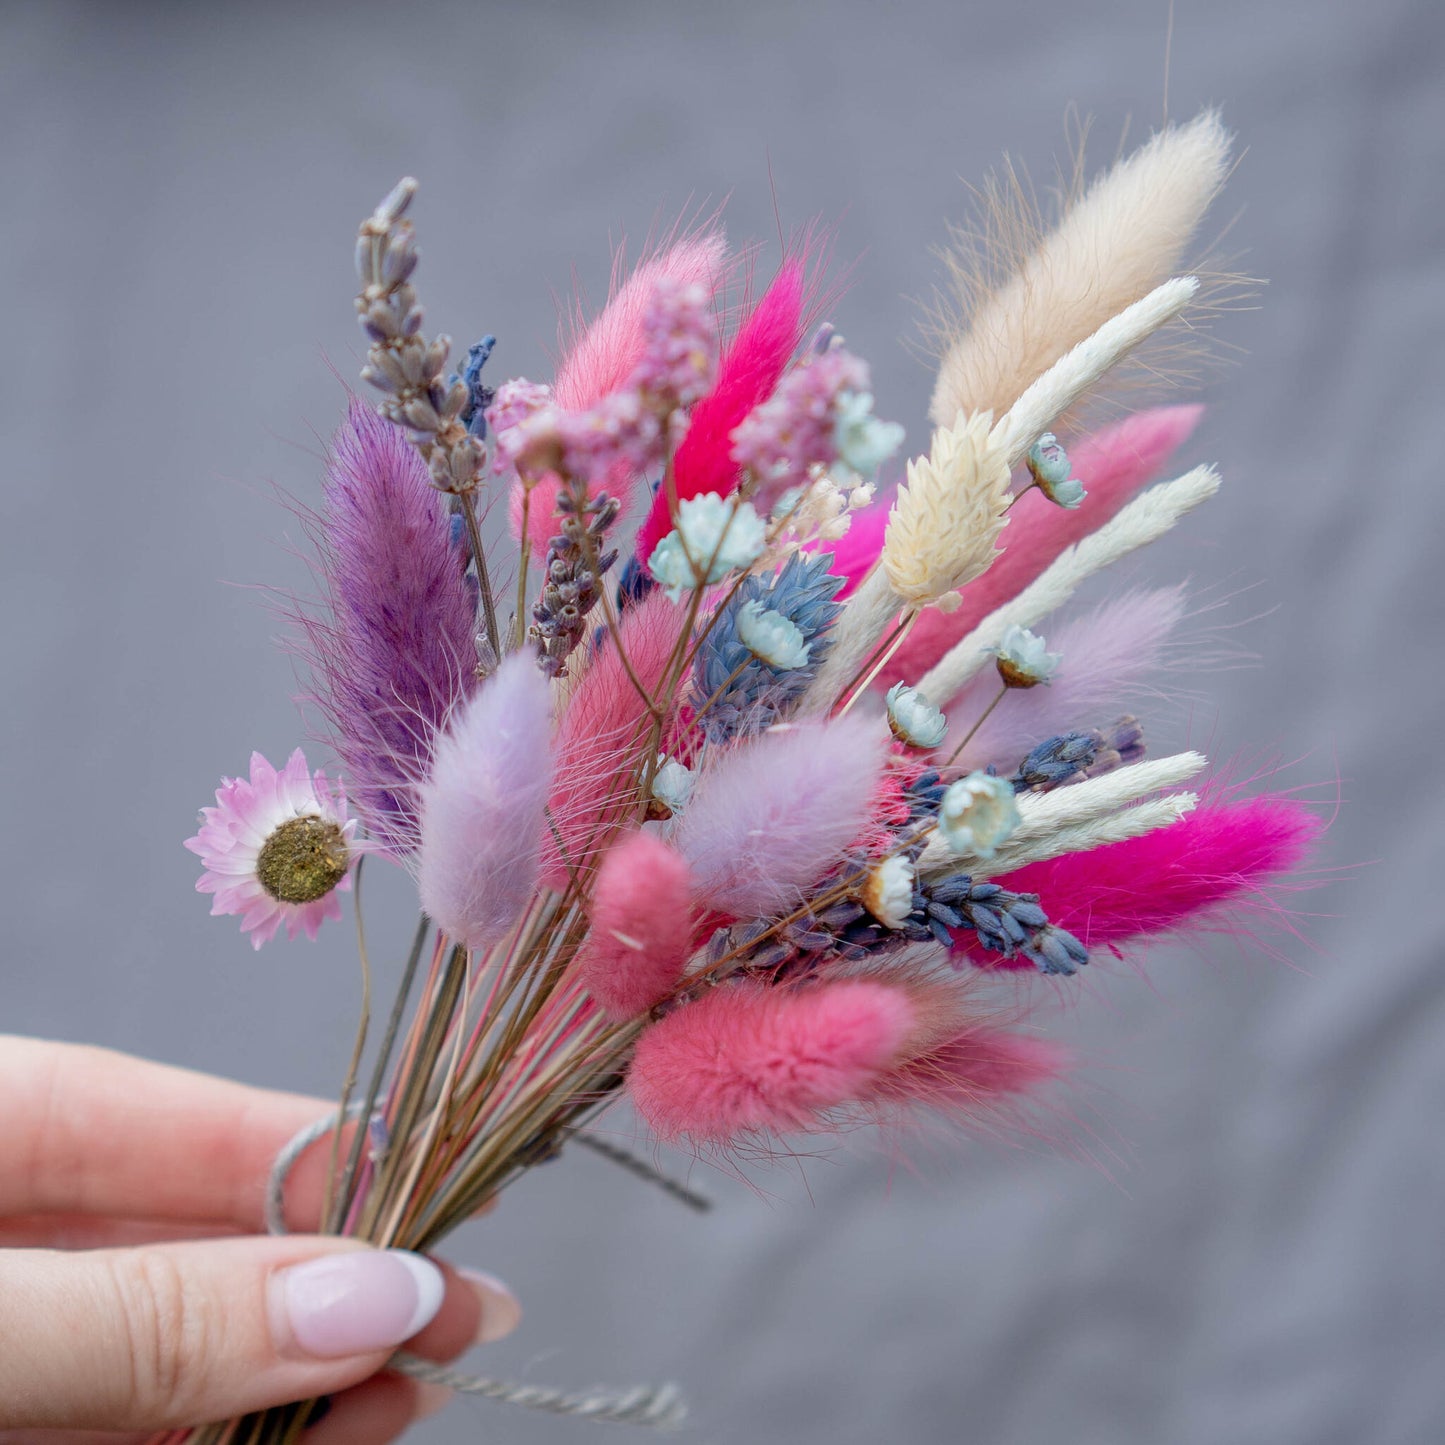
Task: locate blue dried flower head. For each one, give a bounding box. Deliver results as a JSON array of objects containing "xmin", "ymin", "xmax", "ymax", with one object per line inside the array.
[{"xmin": 692, "ymin": 549, "xmax": 845, "ymax": 742}]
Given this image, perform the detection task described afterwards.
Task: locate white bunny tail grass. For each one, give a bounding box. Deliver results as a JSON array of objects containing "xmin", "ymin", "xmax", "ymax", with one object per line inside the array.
[
  {"xmin": 976, "ymin": 792, "xmax": 1201, "ymax": 878},
  {"xmin": 992, "ymin": 276, "xmax": 1199, "ymax": 465},
  {"xmin": 918, "ymin": 463, "xmax": 1221, "ymax": 704},
  {"xmin": 806, "ymin": 280, "xmax": 1202, "ymax": 720},
  {"xmin": 928, "ymin": 111, "xmax": 1233, "ymax": 429},
  {"xmin": 921, "ymin": 751, "xmax": 1207, "ymax": 874}
]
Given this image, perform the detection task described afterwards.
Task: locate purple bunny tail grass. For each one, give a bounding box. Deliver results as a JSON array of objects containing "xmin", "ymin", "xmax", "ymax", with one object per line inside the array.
[
  {"xmin": 417, "ymin": 654, "xmax": 555, "ymax": 953},
  {"xmin": 947, "ymin": 585, "xmax": 1189, "ymax": 769},
  {"xmin": 674, "ymin": 714, "xmax": 889, "ymax": 920},
  {"xmin": 297, "ymin": 401, "xmax": 479, "ymax": 855}
]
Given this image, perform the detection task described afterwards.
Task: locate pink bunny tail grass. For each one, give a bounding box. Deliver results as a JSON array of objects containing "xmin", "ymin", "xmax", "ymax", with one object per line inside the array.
[
  {"xmin": 879, "ymin": 404, "xmax": 1203, "ymax": 689},
  {"xmin": 630, "ymin": 979, "xmax": 916, "ymax": 1143},
  {"xmin": 951, "ymin": 792, "xmax": 1325, "ymax": 971},
  {"xmin": 576, "ymin": 832, "xmax": 694, "ymax": 1020},
  {"xmin": 292, "ymin": 401, "xmax": 478, "ymax": 856},
  {"xmin": 635, "ymin": 259, "xmax": 810, "ymax": 564},
  {"xmin": 874, "ymin": 1027, "xmax": 1068, "ymax": 1110},
  {"xmin": 949, "ymin": 585, "xmax": 1187, "ymax": 764},
  {"xmin": 416, "ymin": 654, "xmax": 555, "ymax": 952},
  {"xmin": 540, "ymin": 593, "xmax": 687, "ymax": 888},
  {"xmin": 822, "ymin": 484, "xmax": 896, "ymax": 599},
  {"xmin": 674, "ymin": 714, "xmax": 889, "ymax": 919},
  {"xmin": 517, "ymin": 228, "xmax": 729, "ymax": 557}
]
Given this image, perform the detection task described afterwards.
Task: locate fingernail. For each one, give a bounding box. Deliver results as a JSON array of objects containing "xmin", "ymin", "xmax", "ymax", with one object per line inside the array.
[
  {"xmin": 458, "ymin": 1267, "xmax": 523, "ymax": 1343},
  {"xmin": 274, "ymin": 1250, "xmax": 446, "ymax": 1358}
]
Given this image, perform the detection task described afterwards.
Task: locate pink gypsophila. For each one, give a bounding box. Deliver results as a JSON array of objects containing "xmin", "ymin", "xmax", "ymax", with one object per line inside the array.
[
  {"xmin": 633, "ymin": 277, "xmax": 719, "ymax": 411},
  {"xmin": 185, "ymin": 748, "xmax": 357, "ymax": 949},
  {"xmin": 730, "ymin": 345, "xmax": 870, "ymax": 502}
]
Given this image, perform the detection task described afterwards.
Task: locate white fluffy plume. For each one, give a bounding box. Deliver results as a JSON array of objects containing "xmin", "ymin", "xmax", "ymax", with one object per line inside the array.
[
  {"xmin": 918, "ymin": 464, "xmax": 1221, "ymax": 705},
  {"xmin": 930, "ymin": 111, "xmax": 1232, "ymax": 427}
]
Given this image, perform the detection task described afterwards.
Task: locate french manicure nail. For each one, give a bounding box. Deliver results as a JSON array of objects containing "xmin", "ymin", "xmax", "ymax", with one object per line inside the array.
[
  {"xmin": 459, "ymin": 1267, "xmax": 523, "ymax": 1343},
  {"xmin": 274, "ymin": 1250, "xmax": 446, "ymax": 1358}
]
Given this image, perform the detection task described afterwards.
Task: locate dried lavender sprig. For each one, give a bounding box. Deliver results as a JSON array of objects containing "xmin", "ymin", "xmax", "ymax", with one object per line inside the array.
[
  {"xmin": 354, "ymin": 178, "xmax": 501, "ymax": 663},
  {"xmin": 1010, "ymin": 715, "xmax": 1147, "ymax": 793},
  {"xmin": 702, "ymin": 841, "xmax": 1088, "ymax": 980},
  {"xmin": 532, "ymin": 485, "xmax": 621, "ymax": 677},
  {"xmin": 924, "ymin": 872, "xmax": 1089, "ymax": 975}
]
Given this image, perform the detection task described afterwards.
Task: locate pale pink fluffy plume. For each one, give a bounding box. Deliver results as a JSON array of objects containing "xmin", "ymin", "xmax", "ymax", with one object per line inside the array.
[
  {"xmin": 630, "ymin": 980, "xmax": 916, "ymax": 1142},
  {"xmin": 672, "ymin": 714, "xmax": 888, "ymax": 920},
  {"xmin": 951, "ymin": 792, "xmax": 1323, "ymax": 970},
  {"xmin": 635, "ymin": 258, "xmax": 810, "ymax": 563},
  {"xmin": 576, "ymin": 832, "xmax": 693, "ymax": 1020},
  {"xmin": 877, "ymin": 404, "xmax": 1202, "ymax": 689},
  {"xmin": 417, "ymin": 654, "xmax": 555, "ymax": 952},
  {"xmin": 875, "ymin": 1027, "xmax": 1068, "ymax": 1109},
  {"xmin": 948, "ymin": 585, "xmax": 1187, "ymax": 766},
  {"xmin": 514, "ymin": 230, "xmax": 728, "ymax": 558},
  {"xmin": 539, "ymin": 593, "xmax": 687, "ymax": 888}
]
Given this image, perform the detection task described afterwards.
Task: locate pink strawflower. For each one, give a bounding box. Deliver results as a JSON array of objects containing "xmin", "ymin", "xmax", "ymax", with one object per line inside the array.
[
  {"xmin": 185, "ymin": 749, "xmax": 357, "ymax": 950},
  {"xmin": 630, "ymin": 980, "xmax": 916, "ymax": 1143},
  {"xmin": 576, "ymin": 832, "xmax": 694, "ymax": 1020},
  {"xmin": 730, "ymin": 346, "xmax": 870, "ymax": 501}
]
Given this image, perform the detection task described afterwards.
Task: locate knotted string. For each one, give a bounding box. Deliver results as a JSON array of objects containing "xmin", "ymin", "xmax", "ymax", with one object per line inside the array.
[{"xmin": 267, "ymin": 1107, "xmax": 687, "ymax": 1429}]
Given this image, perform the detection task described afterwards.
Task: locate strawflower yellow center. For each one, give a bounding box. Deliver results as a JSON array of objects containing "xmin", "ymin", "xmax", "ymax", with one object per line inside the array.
[{"xmin": 256, "ymin": 815, "xmax": 349, "ymax": 904}]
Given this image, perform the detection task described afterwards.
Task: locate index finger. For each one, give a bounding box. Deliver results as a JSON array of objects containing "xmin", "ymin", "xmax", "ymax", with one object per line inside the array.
[{"xmin": 0, "ymin": 1036, "xmax": 340, "ymax": 1232}]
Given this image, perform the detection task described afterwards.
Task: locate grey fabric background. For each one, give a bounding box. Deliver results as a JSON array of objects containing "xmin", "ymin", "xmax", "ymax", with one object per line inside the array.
[{"xmin": 3, "ymin": 1, "xmax": 1442, "ymax": 1441}]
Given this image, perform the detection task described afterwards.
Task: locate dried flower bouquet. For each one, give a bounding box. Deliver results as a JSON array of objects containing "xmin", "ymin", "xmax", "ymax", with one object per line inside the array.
[{"xmin": 176, "ymin": 110, "xmax": 1317, "ymax": 1442}]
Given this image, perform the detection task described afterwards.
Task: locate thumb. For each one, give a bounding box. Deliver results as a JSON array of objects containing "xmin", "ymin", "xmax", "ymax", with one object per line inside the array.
[{"xmin": 0, "ymin": 1236, "xmax": 446, "ymax": 1432}]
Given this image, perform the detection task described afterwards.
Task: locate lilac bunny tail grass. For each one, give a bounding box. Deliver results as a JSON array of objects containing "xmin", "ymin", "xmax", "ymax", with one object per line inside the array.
[
  {"xmin": 674, "ymin": 714, "xmax": 889, "ymax": 920},
  {"xmin": 417, "ymin": 654, "xmax": 555, "ymax": 953},
  {"xmin": 298, "ymin": 401, "xmax": 479, "ymax": 854},
  {"xmin": 949, "ymin": 585, "xmax": 1188, "ymax": 768}
]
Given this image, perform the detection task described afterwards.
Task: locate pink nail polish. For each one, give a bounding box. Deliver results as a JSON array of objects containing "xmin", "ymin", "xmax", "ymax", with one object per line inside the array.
[{"xmin": 274, "ymin": 1250, "xmax": 445, "ymax": 1358}]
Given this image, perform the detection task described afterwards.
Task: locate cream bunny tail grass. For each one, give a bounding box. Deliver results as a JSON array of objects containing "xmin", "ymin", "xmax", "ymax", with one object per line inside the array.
[
  {"xmin": 882, "ymin": 411, "xmax": 1012, "ymax": 607},
  {"xmin": 918, "ymin": 463, "xmax": 1221, "ymax": 705},
  {"xmin": 921, "ymin": 752, "xmax": 1207, "ymax": 873},
  {"xmin": 928, "ymin": 111, "xmax": 1231, "ymax": 428},
  {"xmin": 801, "ymin": 280, "xmax": 1200, "ymax": 719},
  {"xmin": 992, "ymin": 276, "xmax": 1200, "ymax": 465}
]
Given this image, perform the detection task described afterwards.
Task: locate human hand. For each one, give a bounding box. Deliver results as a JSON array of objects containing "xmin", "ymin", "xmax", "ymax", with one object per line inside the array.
[{"xmin": 0, "ymin": 1036, "xmax": 520, "ymax": 1444}]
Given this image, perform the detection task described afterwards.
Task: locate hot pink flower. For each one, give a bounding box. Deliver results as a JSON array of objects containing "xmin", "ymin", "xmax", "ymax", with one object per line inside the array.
[{"xmin": 185, "ymin": 749, "xmax": 357, "ymax": 949}]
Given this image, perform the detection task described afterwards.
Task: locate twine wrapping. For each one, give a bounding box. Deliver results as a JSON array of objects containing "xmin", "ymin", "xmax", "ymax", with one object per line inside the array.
[{"xmin": 267, "ymin": 1108, "xmax": 687, "ymax": 1429}]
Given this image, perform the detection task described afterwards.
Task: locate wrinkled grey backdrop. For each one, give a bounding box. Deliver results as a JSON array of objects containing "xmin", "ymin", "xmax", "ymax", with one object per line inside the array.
[{"xmin": 4, "ymin": 1, "xmax": 1442, "ymax": 1442}]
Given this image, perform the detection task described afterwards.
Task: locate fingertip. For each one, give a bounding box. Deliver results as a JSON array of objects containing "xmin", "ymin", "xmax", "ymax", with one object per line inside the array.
[{"xmin": 459, "ymin": 1268, "xmax": 522, "ymax": 1344}]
